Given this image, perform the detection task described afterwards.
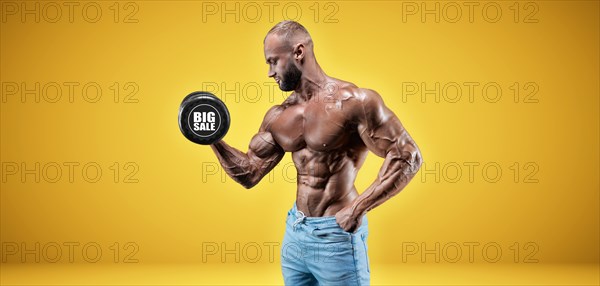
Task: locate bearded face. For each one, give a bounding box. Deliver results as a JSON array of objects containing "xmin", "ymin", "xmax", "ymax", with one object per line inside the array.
[{"xmin": 278, "ymin": 59, "xmax": 302, "ymax": 91}]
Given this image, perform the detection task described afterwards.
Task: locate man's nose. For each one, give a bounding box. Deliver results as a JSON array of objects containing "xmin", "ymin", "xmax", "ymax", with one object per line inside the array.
[{"xmin": 268, "ymin": 67, "xmax": 275, "ymax": 78}]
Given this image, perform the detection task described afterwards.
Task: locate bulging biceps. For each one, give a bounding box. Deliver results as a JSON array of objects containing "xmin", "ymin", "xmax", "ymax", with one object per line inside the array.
[{"xmin": 249, "ymin": 131, "xmax": 280, "ymax": 158}]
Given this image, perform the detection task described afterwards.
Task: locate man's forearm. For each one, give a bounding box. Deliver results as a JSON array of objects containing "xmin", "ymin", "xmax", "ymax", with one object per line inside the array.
[
  {"xmin": 210, "ymin": 140, "xmax": 256, "ymax": 187},
  {"xmin": 351, "ymin": 143, "xmax": 422, "ymax": 215}
]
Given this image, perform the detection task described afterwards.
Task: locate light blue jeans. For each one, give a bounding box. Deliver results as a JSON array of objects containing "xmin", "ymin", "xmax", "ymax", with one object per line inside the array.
[{"xmin": 281, "ymin": 203, "xmax": 370, "ymax": 286}]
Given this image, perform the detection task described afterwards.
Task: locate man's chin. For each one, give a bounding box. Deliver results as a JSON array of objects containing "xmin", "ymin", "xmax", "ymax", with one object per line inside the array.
[{"xmin": 279, "ymin": 83, "xmax": 294, "ymax": 92}]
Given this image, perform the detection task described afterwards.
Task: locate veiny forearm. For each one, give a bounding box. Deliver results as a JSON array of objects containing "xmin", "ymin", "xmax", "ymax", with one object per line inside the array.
[
  {"xmin": 352, "ymin": 139, "xmax": 422, "ymax": 215},
  {"xmin": 210, "ymin": 133, "xmax": 283, "ymax": 188},
  {"xmin": 210, "ymin": 140, "xmax": 257, "ymax": 188}
]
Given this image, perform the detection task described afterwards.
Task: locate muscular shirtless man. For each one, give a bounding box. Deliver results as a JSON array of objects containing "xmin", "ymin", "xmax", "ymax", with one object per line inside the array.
[{"xmin": 210, "ymin": 21, "xmax": 423, "ymax": 285}]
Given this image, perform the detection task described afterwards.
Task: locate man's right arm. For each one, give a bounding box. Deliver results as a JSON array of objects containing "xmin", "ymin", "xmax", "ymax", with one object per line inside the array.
[{"xmin": 209, "ymin": 106, "xmax": 285, "ymax": 189}]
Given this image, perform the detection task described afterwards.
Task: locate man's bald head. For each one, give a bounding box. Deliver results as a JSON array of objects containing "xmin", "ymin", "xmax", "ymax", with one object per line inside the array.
[
  {"xmin": 265, "ymin": 20, "xmax": 313, "ymax": 51},
  {"xmin": 264, "ymin": 21, "xmax": 317, "ymax": 92}
]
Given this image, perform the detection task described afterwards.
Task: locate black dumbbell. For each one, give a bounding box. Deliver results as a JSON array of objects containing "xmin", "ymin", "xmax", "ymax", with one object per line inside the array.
[{"xmin": 178, "ymin": 91, "xmax": 230, "ymax": 145}]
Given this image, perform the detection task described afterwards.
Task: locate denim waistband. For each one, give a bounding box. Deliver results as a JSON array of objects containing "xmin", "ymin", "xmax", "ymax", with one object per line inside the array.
[{"xmin": 289, "ymin": 202, "xmax": 367, "ymax": 230}]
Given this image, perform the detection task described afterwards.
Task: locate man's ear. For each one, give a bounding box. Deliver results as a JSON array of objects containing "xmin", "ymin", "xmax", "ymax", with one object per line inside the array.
[{"xmin": 293, "ymin": 43, "xmax": 305, "ymax": 62}]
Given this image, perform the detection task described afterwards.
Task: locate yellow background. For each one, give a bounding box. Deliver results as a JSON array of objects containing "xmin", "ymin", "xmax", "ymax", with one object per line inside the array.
[{"xmin": 1, "ymin": 0, "xmax": 598, "ymax": 284}]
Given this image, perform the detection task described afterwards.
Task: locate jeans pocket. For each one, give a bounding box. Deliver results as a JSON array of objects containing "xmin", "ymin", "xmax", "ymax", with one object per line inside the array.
[{"xmin": 312, "ymin": 226, "xmax": 351, "ymax": 243}]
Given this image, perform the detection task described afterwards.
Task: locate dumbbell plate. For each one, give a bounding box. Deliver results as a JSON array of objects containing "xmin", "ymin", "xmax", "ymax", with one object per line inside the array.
[{"xmin": 179, "ymin": 91, "xmax": 230, "ymax": 145}]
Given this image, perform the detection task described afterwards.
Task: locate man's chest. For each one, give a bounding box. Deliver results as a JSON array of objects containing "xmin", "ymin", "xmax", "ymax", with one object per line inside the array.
[{"xmin": 270, "ymin": 101, "xmax": 356, "ymax": 152}]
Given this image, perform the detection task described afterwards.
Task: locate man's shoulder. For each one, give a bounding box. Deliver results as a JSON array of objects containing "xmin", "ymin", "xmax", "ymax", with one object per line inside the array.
[
  {"xmin": 330, "ymin": 78, "xmax": 380, "ymax": 102},
  {"xmin": 264, "ymin": 103, "xmax": 285, "ymax": 117},
  {"xmin": 333, "ymin": 82, "xmax": 383, "ymax": 113},
  {"xmin": 258, "ymin": 104, "xmax": 287, "ymax": 132},
  {"xmin": 329, "ymin": 78, "xmax": 358, "ymax": 95}
]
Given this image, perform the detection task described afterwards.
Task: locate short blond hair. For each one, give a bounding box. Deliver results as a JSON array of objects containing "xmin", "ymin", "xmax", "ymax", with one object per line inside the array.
[{"xmin": 266, "ymin": 20, "xmax": 313, "ymax": 48}]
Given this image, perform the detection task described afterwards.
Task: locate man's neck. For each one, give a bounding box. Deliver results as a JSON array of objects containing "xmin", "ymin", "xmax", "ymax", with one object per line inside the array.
[{"xmin": 295, "ymin": 67, "xmax": 328, "ymax": 102}]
